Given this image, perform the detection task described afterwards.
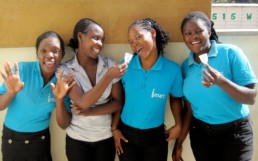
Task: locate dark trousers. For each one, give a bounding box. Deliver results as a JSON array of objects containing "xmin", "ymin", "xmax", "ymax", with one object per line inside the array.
[
  {"xmin": 118, "ymin": 122, "xmax": 168, "ymax": 161},
  {"xmin": 2, "ymin": 125, "xmax": 52, "ymax": 161},
  {"xmin": 190, "ymin": 116, "xmax": 253, "ymax": 161},
  {"xmin": 66, "ymin": 135, "xmax": 115, "ymax": 161}
]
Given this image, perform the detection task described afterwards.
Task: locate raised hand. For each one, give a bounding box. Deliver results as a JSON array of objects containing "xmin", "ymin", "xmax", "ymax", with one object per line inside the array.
[
  {"xmin": 202, "ymin": 64, "xmax": 224, "ymax": 88},
  {"xmin": 107, "ymin": 63, "xmax": 128, "ymax": 79},
  {"xmin": 51, "ymin": 68, "xmax": 75, "ymax": 99},
  {"xmin": 0, "ymin": 62, "xmax": 24, "ymax": 95}
]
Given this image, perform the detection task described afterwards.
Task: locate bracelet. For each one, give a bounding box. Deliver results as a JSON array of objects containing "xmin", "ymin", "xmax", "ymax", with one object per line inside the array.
[{"xmin": 111, "ymin": 128, "xmax": 118, "ymax": 132}]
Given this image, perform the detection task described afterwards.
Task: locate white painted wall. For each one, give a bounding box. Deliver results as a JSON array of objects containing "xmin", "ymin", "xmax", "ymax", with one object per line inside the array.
[{"xmin": 0, "ymin": 35, "xmax": 257, "ymax": 161}]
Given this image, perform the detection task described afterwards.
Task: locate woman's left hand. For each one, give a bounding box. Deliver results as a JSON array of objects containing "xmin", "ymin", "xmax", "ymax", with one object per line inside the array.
[
  {"xmin": 51, "ymin": 68, "xmax": 75, "ymax": 99},
  {"xmin": 202, "ymin": 64, "xmax": 225, "ymax": 88},
  {"xmin": 112, "ymin": 129, "xmax": 128, "ymax": 155}
]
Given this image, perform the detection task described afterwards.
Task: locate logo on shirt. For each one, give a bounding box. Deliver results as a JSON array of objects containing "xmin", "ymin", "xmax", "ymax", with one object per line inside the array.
[
  {"xmin": 48, "ymin": 93, "xmax": 56, "ymax": 103},
  {"xmin": 151, "ymin": 89, "xmax": 165, "ymax": 99}
]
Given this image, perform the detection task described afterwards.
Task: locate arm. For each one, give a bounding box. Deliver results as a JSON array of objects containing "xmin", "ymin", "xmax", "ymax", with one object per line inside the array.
[
  {"xmin": 202, "ymin": 64, "xmax": 257, "ymax": 105},
  {"xmin": 0, "ymin": 62, "xmax": 24, "ymax": 110},
  {"xmin": 76, "ymin": 81, "xmax": 124, "ymax": 116},
  {"xmin": 69, "ymin": 63, "xmax": 127, "ymax": 110},
  {"xmin": 166, "ymin": 95, "xmax": 183, "ymax": 141},
  {"xmin": 51, "ymin": 68, "xmax": 75, "ymax": 129},
  {"xmin": 172, "ymin": 100, "xmax": 192, "ymax": 161}
]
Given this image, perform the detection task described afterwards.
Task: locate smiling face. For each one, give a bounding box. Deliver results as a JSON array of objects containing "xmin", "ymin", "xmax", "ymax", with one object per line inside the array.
[
  {"xmin": 128, "ymin": 25, "xmax": 157, "ymax": 60},
  {"xmin": 36, "ymin": 37, "xmax": 63, "ymax": 80},
  {"xmin": 182, "ymin": 19, "xmax": 211, "ymax": 56},
  {"xmin": 77, "ymin": 24, "xmax": 104, "ymax": 60}
]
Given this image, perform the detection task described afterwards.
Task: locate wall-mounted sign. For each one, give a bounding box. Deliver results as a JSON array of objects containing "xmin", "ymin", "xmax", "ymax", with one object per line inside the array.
[{"xmin": 212, "ymin": 4, "xmax": 258, "ymax": 29}]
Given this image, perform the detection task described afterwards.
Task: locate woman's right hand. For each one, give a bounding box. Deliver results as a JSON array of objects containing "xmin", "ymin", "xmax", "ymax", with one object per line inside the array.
[
  {"xmin": 0, "ymin": 62, "xmax": 24, "ymax": 95},
  {"xmin": 108, "ymin": 63, "xmax": 128, "ymax": 79}
]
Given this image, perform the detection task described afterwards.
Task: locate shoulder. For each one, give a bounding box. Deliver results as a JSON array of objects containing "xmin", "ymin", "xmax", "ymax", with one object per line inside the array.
[
  {"xmin": 162, "ymin": 56, "xmax": 181, "ymax": 69},
  {"xmin": 216, "ymin": 43, "xmax": 243, "ymax": 54},
  {"xmin": 99, "ymin": 55, "xmax": 117, "ymax": 67},
  {"xmin": 17, "ymin": 61, "xmax": 37, "ymax": 70}
]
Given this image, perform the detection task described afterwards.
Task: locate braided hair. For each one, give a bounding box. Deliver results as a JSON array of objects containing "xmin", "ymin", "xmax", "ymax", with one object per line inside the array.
[
  {"xmin": 68, "ymin": 18, "xmax": 102, "ymax": 52},
  {"xmin": 129, "ymin": 18, "xmax": 169, "ymax": 54},
  {"xmin": 181, "ymin": 11, "xmax": 221, "ymax": 43}
]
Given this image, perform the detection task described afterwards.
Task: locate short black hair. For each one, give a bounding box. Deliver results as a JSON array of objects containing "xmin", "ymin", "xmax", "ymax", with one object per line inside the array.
[
  {"xmin": 68, "ymin": 18, "xmax": 102, "ymax": 52},
  {"xmin": 36, "ymin": 31, "xmax": 65, "ymax": 55}
]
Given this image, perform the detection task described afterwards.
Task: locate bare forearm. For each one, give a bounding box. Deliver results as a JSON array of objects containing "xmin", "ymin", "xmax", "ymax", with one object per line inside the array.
[
  {"xmin": 176, "ymin": 101, "xmax": 192, "ymax": 145},
  {"xmin": 111, "ymin": 110, "xmax": 121, "ymax": 131},
  {"xmin": 70, "ymin": 74, "xmax": 113, "ymax": 109},
  {"xmin": 0, "ymin": 92, "xmax": 15, "ymax": 111},
  {"xmin": 219, "ymin": 78, "xmax": 257, "ymax": 105},
  {"xmin": 55, "ymin": 98, "xmax": 71, "ymax": 129},
  {"xmin": 80, "ymin": 100, "xmax": 122, "ymax": 116},
  {"xmin": 170, "ymin": 96, "xmax": 183, "ymax": 126}
]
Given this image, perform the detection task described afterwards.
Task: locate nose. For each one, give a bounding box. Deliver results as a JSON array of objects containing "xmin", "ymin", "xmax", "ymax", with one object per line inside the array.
[
  {"xmin": 47, "ymin": 52, "xmax": 54, "ymax": 58},
  {"xmin": 97, "ymin": 39, "xmax": 103, "ymax": 47}
]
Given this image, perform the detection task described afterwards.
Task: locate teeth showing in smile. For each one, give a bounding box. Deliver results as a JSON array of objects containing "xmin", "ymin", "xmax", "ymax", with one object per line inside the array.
[
  {"xmin": 192, "ymin": 41, "xmax": 200, "ymax": 45},
  {"xmin": 45, "ymin": 62, "xmax": 55, "ymax": 66},
  {"xmin": 93, "ymin": 48, "xmax": 100, "ymax": 54},
  {"xmin": 136, "ymin": 47, "xmax": 142, "ymax": 52}
]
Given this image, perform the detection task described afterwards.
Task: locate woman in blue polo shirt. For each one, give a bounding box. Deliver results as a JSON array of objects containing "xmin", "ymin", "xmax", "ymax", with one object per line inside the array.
[
  {"xmin": 0, "ymin": 31, "xmax": 73, "ymax": 161},
  {"xmin": 112, "ymin": 18, "xmax": 183, "ymax": 161},
  {"xmin": 172, "ymin": 11, "xmax": 257, "ymax": 161}
]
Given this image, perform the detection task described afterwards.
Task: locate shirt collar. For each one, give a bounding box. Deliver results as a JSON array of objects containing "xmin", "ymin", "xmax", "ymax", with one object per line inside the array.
[
  {"xmin": 35, "ymin": 61, "xmax": 57, "ymax": 85},
  {"xmin": 67, "ymin": 54, "xmax": 107, "ymax": 73},
  {"xmin": 187, "ymin": 40, "xmax": 218, "ymax": 66},
  {"xmin": 132, "ymin": 53, "xmax": 164, "ymax": 71}
]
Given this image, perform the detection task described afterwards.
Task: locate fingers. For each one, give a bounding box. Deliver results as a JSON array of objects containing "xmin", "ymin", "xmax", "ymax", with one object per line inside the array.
[
  {"xmin": 58, "ymin": 68, "xmax": 65, "ymax": 80},
  {"xmin": 68, "ymin": 81, "xmax": 76, "ymax": 90},
  {"xmin": 14, "ymin": 62, "xmax": 19, "ymax": 75},
  {"xmin": 118, "ymin": 63, "xmax": 128, "ymax": 76},
  {"xmin": 57, "ymin": 68, "xmax": 75, "ymax": 86},
  {"xmin": 202, "ymin": 77, "xmax": 213, "ymax": 88},
  {"xmin": 0, "ymin": 70, "xmax": 7, "ymax": 81},
  {"xmin": 4, "ymin": 62, "xmax": 13, "ymax": 76}
]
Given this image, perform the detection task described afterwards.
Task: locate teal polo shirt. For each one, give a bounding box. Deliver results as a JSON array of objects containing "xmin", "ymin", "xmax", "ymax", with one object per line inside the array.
[
  {"xmin": 121, "ymin": 54, "xmax": 183, "ymax": 129},
  {"xmin": 0, "ymin": 62, "xmax": 70, "ymax": 132},
  {"xmin": 182, "ymin": 40, "xmax": 257, "ymax": 124}
]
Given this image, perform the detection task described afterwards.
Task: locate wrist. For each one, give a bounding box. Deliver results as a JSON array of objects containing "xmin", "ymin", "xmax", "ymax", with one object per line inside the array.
[{"xmin": 111, "ymin": 128, "xmax": 118, "ymax": 132}]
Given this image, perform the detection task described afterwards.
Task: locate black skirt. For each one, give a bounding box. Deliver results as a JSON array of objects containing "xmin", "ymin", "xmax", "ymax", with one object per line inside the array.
[{"xmin": 1, "ymin": 125, "xmax": 52, "ymax": 161}]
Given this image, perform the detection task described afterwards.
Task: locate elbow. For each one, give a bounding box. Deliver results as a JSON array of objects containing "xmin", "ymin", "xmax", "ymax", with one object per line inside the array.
[
  {"xmin": 246, "ymin": 91, "xmax": 257, "ymax": 105},
  {"xmin": 57, "ymin": 122, "xmax": 69, "ymax": 130}
]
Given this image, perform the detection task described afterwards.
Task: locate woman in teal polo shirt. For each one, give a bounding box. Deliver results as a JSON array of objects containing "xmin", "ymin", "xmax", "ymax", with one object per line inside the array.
[
  {"xmin": 173, "ymin": 11, "xmax": 257, "ymax": 161},
  {"xmin": 0, "ymin": 31, "xmax": 73, "ymax": 161},
  {"xmin": 113, "ymin": 18, "xmax": 183, "ymax": 161}
]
